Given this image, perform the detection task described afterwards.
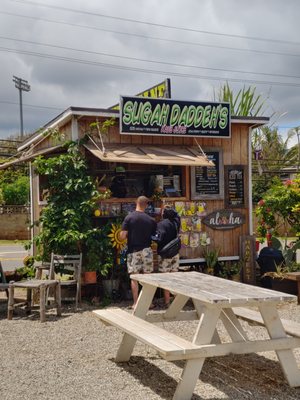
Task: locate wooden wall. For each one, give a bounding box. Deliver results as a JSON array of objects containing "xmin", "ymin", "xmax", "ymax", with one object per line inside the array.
[
  {"xmin": 31, "ymin": 115, "xmax": 251, "ymax": 258},
  {"xmin": 78, "ymin": 117, "xmax": 251, "ymax": 258}
]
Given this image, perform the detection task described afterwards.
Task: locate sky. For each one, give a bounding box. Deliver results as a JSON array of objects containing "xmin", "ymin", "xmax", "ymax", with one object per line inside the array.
[{"xmin": 1, "ymin": 0, "xmax": 300, "ymax": 146}]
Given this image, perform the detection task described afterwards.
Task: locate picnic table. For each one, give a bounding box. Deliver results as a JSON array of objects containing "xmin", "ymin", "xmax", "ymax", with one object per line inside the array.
[{"xmin": 94, "ymin": 271, "xmax": 300, "ymax": 400}]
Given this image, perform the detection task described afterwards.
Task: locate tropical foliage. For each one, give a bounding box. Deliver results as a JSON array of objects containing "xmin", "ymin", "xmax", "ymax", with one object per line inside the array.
[
  {"xmin": 216, "ymin": 82, "xmax": 266, "ymax": 116},
  {"xmin": 252, "ymin": 126, "xmax": 296, "ymax": 202},
  {"xmin": 256, "ymin": 176, "xmax": 300, "ymax": 239},
  {"xmin": 1, "ymin": 175, "xmax": 29, "ymax": 205},
  {"xmin": 31, "ymin": 142, "xmax": 103, "ymax": 267},
  {"xmin": 0, "ymin": 165, "xmax": 29, "ymax": 205}
]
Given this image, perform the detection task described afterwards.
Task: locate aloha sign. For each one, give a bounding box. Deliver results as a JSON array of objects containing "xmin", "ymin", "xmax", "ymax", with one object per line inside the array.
[
  {"xmin": 202, "ymin": 209, "xmax": 245, "ymax": 230},
  {"xmin": 120, "ymin": 96, "xmax": 230, "ymax": 138}
]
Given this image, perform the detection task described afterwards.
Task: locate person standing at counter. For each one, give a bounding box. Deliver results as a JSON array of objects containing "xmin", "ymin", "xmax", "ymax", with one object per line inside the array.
[
  {"xmin": 155, "ymin": 206, "xmax": 181, "ymax": 307},
  {"xmin": 120, "ymin": 196, "xmax": 157, "ymax": 309}
]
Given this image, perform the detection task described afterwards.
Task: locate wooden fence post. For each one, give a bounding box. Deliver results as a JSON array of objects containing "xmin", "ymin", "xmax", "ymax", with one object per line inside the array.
[{"xmin": 239, "ymin": 235, "xmax": 257, "ymax": 284}]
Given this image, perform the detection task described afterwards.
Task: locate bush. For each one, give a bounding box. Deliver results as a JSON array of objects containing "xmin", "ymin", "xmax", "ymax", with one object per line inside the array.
[{"xmin": 2, "ymin": 175, "xmax": 29, "ymax": 205}]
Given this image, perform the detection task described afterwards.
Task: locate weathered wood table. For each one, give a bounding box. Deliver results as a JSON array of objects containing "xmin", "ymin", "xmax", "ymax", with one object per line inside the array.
[{"xmin": 94, "ymin": 271, "xmax": 300, "ymax": 400}]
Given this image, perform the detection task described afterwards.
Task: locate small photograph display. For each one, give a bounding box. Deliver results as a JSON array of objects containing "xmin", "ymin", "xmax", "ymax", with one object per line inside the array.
[
  {"xmin": 121, "ymin": 202, "xmax": 136, "ymax": 215},
  {"xmin": 181, "ymin": 232, "xmax": 190, "ymax": 247},
  {"xmin": 189, "ymin": 233, "xmax": 200, "ymax": 248}
]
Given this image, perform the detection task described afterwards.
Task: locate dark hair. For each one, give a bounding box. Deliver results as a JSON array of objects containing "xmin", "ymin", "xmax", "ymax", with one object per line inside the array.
[{"xmin": 162, "ymin": 206, "xmax": 177, "ymax": 221}]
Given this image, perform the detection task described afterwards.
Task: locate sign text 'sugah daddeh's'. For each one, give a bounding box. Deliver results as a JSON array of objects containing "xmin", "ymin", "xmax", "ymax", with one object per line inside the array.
[{"xmin": 120, "ymin": 96, "xmax": 231, "ymax": 138}]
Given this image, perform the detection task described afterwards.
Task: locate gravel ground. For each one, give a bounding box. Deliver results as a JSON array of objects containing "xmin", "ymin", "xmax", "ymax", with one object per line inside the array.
[{"xmin": 0, "ymin": 293, "xmax": 300, "ymax": 400}]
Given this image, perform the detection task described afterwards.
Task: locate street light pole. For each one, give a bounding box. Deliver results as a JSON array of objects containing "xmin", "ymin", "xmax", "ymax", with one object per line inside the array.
[{"xmin": 12, "ymin": 76, "xmax": 31, "ymax": 139}]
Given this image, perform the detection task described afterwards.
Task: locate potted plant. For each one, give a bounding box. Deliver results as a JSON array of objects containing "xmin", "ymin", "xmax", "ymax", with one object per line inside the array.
[
  {"xmin": 203, "ymin": 247, "xmax": 219, "ymax": 275},
  {"xmin": 227, "ymin": 260, "xmax": 243, "ymax": 281},
  {"xmin": 83, "ymin": 225, "xmax": 115, "ymax": 283}
]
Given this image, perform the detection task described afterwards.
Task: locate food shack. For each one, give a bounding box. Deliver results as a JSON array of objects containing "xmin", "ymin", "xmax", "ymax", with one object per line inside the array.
[{"xmin": 1, "ymin": 83, "xmax": 269, "ymax": 283}]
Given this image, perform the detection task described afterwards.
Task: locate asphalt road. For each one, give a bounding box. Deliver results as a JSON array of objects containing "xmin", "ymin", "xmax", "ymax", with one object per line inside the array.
[{"xmin": 0, "ymin": 244, "xmax": 29, "ymax": 272}]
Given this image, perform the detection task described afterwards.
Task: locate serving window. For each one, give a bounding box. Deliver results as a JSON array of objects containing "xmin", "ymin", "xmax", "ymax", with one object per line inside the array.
[{"xmin": 90, "ymin": 160, "xmax": 187, "ymax": 200}]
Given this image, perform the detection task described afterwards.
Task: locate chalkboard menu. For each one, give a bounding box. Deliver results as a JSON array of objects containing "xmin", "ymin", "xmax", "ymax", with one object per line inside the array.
[
  {"xmin": 225, "ymin": 165, "xmax": 245, "ymax": 208},
  {"xmin": 191, "ymin": 149, "xmax": 224, "ymax": 200}
]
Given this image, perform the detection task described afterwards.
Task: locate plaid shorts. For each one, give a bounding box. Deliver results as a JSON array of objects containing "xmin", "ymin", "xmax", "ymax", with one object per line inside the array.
[
  {"xmin": 158, "ymin": 254, "xmax": 180, "ymax": 272},
  {"xmin": 127, "ymin": 247, "xmax": 154, "ymax": 274}
]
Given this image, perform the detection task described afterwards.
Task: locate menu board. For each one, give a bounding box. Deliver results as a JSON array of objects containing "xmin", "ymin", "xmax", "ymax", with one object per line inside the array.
[
  {"xmin": 225, "ymin": 165, "xmax": 245, "ymax": 208},
  {"xmin": 191, "ymin": 149, "xmax": 224, "ymax": 200}
]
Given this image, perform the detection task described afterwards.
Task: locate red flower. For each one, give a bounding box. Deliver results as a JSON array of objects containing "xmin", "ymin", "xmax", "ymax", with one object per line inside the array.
[{"xmin": 258, "ymin": 199, "xmax": 265, "ymax": 206}]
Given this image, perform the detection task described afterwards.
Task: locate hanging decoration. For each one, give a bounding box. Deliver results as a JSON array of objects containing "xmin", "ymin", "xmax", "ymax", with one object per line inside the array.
[{"xmin": 108, "ymin": 223, "xmax": 126, "ymax": 251}]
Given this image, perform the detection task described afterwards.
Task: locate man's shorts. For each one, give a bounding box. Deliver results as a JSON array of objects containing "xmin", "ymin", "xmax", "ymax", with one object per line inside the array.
[
  {"xmin": 158, "ymin": 254, "xmax": 179, "ymax": 273},
  {"xmin": 127, "ymin": 247, "xmax": 154, "ymax": 274}
]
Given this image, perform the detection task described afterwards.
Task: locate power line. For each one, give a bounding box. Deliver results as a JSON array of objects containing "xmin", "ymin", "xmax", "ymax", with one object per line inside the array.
[
  {"xmin": 12, "ymin": 0, "xmax": 300, "ymax": 47},
  {"xmin": 0, "ymin": 100, "xmax": 63, "ymax": 111},
  {"xmin": 2, "ymin": 45, "xmax": 300, "ymax": 88},
  {"xmin": 2, "ymin": 11, "xmax": 300, "ymax": 59},
  {"xmin": 2, "ymin": 35, "xmax": 300, "ymax": 81}
]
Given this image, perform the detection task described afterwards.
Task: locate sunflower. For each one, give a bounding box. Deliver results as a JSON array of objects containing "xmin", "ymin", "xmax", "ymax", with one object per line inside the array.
[{"xmin": 108, "ymin": 223, "xmax": 126, "ymax": 251}]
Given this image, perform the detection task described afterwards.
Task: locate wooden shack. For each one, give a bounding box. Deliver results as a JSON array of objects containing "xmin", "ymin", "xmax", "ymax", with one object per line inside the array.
[{"xmin": 0, "ymin": 93, "xmax": 269, "ymax": 283}]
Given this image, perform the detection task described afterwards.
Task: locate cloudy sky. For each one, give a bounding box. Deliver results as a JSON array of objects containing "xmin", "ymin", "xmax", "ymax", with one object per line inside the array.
[{"xmin": 1, "ymin": 0, "xmax": 300, "ymax": 146}]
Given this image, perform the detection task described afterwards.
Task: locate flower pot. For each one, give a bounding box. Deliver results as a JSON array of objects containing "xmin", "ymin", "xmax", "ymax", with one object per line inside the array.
[
  {"xmin": 231, "ymin": 274, "xmax": 241, "ymax": 282},
  {"xmin": 84, "ymin": 271, "xmax": 97, "ymax": 284},
  {"xmin": 102, "ymin": 279, "xmax": 120, "ymax": 297}
]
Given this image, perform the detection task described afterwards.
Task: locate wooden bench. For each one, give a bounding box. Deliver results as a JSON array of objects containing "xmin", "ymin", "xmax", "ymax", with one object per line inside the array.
[
  {"xmin": 93, "ymin": 308, "xmax": 200, "ymax": 360},
  {"xmin": 93, "ymin": 308, "xmax": 300, "ymax": 362},
  {"xmin": 234, "ymin": 307, "xmax": 300, "ymax": 338}
]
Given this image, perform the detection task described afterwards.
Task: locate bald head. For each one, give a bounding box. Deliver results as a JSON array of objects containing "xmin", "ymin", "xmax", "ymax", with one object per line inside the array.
[{"xmin": 136, "ymin": 196, "xmax": 149, "ymax": 211}]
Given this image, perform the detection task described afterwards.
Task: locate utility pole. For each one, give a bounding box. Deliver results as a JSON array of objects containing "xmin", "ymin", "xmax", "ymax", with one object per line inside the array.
[
  {"xmin": 297, "ymin": 127, "xmax": 300, "ymax": 173},
  {"xmin": 12, "ymin": 75, "xmax": 31, "ymax": 139}
]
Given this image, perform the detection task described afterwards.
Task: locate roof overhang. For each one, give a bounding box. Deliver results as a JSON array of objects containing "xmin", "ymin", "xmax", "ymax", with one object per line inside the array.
[
  {"xmin": 84, "ymin": 143, "xmax": 214, "ymax": 167},
  {"xmin": 18, "ymin": 107, "xmax": 119, "ymax": 152},
  {"xmin": 18, "ymin": 106, "xmax": 269, "ymax": 153},
  {"xmin": 0, "ymin": 145, "xmax": 63, "ymax": 170},
  {"xmin": 231, "ymin": 116, "xmax": 269, "ymax": 125}
]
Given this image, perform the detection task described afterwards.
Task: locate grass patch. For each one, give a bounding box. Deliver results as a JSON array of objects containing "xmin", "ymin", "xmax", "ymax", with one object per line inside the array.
[{"xmin": 0, "ymin": 240, "xmax": 29, "ymax": 246}]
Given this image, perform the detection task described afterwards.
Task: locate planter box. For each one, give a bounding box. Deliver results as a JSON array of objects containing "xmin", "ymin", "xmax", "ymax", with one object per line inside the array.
[{"xmin": 271, "ymin": 278, "xmax": 298, "ymax": 296}]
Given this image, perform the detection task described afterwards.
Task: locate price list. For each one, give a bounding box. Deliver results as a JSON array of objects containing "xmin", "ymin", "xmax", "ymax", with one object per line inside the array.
[{"xmin": 225, "ymin": 165, "xmax": 245, "ymax": 207}]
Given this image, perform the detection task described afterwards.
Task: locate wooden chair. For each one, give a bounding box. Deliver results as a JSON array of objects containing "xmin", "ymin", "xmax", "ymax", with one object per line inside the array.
[
  {"xmin": 0, "ymin": 261, "xmax": 9, "ymax": 298},
  {"xmin": 49, "ymin": 253, "xmax": 82, "ymax": 311},
  {"xmin": 7, "ymin": 259, "xmax": 61, "ymax": 323}
]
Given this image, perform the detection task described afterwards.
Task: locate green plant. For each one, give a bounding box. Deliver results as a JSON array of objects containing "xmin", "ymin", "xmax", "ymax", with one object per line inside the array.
[
  {"xmin": 32, "ymin": 141, "xmax": 100, "ymax": 260},
  {"xmin": 216, "ymin": 82, "xmax": 266, "ymax": 117},
  {"xmin": 256, "ymin": 176, "xmax": 300, "ymax": 239},
  {"xmin": 270, "ymin": 237, "xmax": 300, "ymax": 271},
  {"xmin": 15, "ymin": 265, "xmax": 35, "ymax": 280},
  {"xmin": 1, "ymin": 175, "xmax": 29, "ymax": 205},
  {"xmin": 203, "ymin": 247, "xmax": 219, "ymax": 274},
  {"xmin": 227, "ymin": 260, "xmax": 243, "ymax": 277}
]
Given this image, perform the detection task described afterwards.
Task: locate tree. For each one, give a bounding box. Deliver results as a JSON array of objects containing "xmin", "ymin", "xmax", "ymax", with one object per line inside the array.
[
  {"xmin": 287, "ymin": 126, "xmax": 300, "ymax": 172},
  {"xmin": 1, "ymin": 175, "xmax": 29, "ymax": 205},
  {"xmin": 252, "ymin": 126, "xmax": 296, "ymax": 203}
]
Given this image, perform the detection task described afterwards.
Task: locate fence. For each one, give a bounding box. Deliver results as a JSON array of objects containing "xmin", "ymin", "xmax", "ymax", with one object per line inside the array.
[{"xmin": 0, "ymin": 205, "xmax": 30, "ymax": 240}]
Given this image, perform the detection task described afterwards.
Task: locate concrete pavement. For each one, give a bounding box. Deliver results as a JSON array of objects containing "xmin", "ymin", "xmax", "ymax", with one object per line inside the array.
[{"xmin": 0, "ymin": 244, "xmax": 29, "ymax": 272}]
